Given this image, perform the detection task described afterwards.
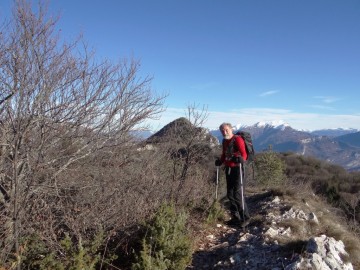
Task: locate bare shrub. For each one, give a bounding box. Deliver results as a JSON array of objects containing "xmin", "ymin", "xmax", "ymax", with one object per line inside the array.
[
  {"xmin": 0, "ymin": 1, "xmax": 166, "ymax": 268},
  {"xmin": 340, "ymin": 192, "xmax": 360, "ymax": 225},
  {"xmin": 144, "ymin": 105, "xmax": 216, "ymax": 207}
]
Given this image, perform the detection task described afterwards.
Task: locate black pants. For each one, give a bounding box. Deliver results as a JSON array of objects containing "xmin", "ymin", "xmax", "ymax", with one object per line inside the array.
[{"xmin": 225, "ymin": 165, "xmax": 250, "ymax": 221}]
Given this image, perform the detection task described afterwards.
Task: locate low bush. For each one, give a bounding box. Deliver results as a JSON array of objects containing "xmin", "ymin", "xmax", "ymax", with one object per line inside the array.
[
  {"xmin": 20, "ymin": 232, "xmax": 106, "ymax": 270},
  {"xmin": 206, "ymin": 200, "xmax": 225, "ymax": 225},
  {"xmin": 255, "ymin": 151, "xmax": 286, "ymax": 187},
  {"xmin": 132, "ymin": 203, "xmax": 192, "ymax": 270}
]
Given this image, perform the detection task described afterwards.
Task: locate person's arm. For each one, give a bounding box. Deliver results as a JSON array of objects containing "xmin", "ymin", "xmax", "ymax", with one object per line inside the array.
[{"xmin": 235, "ymin": 136, "xmax": 247, "ymax": 161}]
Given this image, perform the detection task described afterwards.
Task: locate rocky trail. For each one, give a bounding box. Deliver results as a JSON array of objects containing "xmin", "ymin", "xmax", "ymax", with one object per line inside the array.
[{"xmin": 186, "ymin": 190, "xmax": 354, "ymax": 270}]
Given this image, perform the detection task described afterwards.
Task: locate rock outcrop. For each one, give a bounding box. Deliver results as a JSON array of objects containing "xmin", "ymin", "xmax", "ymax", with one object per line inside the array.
[
  {"xmin": 187, "ymin": 192, "xmax": 355, "ymax": 270},
  {"xmin": 285, "ymin": 235, "xmax": 353, "ymax": 270}
]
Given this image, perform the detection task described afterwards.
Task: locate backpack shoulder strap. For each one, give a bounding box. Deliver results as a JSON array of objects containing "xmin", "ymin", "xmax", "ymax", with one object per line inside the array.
[{"xmin": 228, "ymin": 135, "xmax": 242, "ymax": 153}]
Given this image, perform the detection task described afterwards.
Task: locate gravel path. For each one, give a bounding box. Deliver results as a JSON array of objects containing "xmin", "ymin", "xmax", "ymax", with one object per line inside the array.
[{"xmin": 187, "ymin": 191, "xmax": 301, "ymax": 270}]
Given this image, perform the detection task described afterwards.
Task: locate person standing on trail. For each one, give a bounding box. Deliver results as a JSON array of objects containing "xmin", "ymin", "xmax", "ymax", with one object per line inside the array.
[{"xmin": 215, "ymin": 122, "xmax": 250, "ymax": 226}]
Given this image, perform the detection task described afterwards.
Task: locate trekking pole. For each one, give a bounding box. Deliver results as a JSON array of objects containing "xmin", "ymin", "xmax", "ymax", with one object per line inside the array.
[
  {"xmin": 215, "ymin": 165, "xmax": 219, "ymax": 200},
  {"xmin": 239, "ymin": 162, "xmax": 245, "ymax": 222}
]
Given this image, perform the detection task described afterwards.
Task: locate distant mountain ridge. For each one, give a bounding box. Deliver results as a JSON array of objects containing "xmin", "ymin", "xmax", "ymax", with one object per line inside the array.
[
  {"xmin": 138, "ymin": 119, "xmax": 360, "ymax": 171},
  {"xmin": 210, "ymin": 122, "xmax": 360, "ymax": 171},
  {"xmin": 310, "ymin": 128, "xmax": 359, "ymax": 137},
  {"xmin": 334, "ymin": 131, "xmax": 360, "ymax": 148}
]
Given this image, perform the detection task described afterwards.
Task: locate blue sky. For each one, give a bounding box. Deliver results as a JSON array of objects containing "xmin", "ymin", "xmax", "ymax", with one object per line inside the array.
[{"xmin": 1, "ymin": 0, "xmax": 360, "ymax": 131}]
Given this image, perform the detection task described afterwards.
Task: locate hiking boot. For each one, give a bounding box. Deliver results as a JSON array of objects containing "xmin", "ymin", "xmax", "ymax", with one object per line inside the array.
[
  {"xmin": 240, "ymin": 218, "xmax": 251, "ymax": 227},
  {"xmin": 225, "ymin": 218, "xmax": 241, "ymax": 226}
]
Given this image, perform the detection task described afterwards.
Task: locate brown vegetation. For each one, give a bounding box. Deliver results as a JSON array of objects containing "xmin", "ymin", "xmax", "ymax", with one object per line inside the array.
[
  {"xmin": 0, "ymin": 1, "xmax": 203, "ymax": 269},
  {"xmin": 280, "ymin": 152, "xmax": 360, "ymax": 226}
]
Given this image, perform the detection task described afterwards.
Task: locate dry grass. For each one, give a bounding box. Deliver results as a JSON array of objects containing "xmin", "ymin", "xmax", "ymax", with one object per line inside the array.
[{"xmin": 270, "ymin": 180, "xmax": 360, "ymax": 268}]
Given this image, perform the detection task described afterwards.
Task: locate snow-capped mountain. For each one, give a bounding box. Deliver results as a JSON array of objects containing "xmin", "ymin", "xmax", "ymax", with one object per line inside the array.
[
  {"xmin": 253, "ymin": 120, "xmax": 290, "ymax": 130},
  {"xmin": 138, "ymin": 118, "xmax": 360, "ymax": 171},
  {"xmin": 210, "ymin": 122, "xmax": 360, "ymax": 171},
  {"xmin": 235, "ymin": 120, "xmax": 290, "ymax": 131}
]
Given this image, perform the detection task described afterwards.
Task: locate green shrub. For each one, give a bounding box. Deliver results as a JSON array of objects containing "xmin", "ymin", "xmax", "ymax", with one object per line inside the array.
[
  {"xmin": 206, "ymin": 200, "xmax": 225, "ymax": 224},
  {"xmin": 60, "ymin": 233, "xmax": 103, "ymax": 270},
  {"xmin": 255, "ymin": 152, "xmax": 286, "ymax": 187},
  {"xmin": 19, "ymin": 234, "xmax": 62, "ymax": 270},
  {"xmin": 326, "ymin": 186, "xmax": 340, "ymax": 204},
  {"xmin": 132, "ymin": 203, "xmax": 192, "ymax": 270},
  {"xmin": 20, "ymin": 232, "xmax": 105, "ymax": 270}
]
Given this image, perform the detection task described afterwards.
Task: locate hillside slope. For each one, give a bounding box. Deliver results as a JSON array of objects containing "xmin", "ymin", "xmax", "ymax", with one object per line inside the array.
[{"xmin": 334, "ymin": 131, "xmax": 360, "ymax": 148}]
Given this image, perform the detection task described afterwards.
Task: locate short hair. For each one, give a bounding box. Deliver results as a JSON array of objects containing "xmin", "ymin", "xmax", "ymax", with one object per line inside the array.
[{"xmin": 219, "ymin": 122, "xmax": 232, "ymax": 130}]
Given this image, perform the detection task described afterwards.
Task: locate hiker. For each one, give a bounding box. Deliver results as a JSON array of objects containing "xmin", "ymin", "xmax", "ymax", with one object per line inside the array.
[{"xmin": 215, "ymin": 122, "xmax": 250, "ymax": 226}]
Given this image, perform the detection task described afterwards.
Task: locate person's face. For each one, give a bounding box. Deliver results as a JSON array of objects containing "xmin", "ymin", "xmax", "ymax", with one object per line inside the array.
[{"xmin": 220, "ymin": 125, "xmax": 233, "ymax": 139}]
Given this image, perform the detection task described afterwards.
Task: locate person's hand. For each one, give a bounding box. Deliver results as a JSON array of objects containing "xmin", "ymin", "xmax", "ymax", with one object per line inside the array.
[
  {"xmin": 215, "ymin": 159, "xmax": 222, "ymax": 166},
  {"xmin": 231, "ymin": 156, "xmax": 243, "ymax": 164}
]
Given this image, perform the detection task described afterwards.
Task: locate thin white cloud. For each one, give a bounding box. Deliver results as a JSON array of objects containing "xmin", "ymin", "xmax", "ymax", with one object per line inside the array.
[
  {"xmin": 206, "ymin": 108, "xmax": 360, "ymax": 131},
  {"xmin": 309, "ymin": 105, "xmax": 335, "ymax": 110},
  {"xmin": 145, "ymin": 107, "xmax": 360, "ymax": 132},
  {"xmin": 310, "ymin": 96, "xmax": 342, "ymax": 111},
  {"xmin": 232, "ymin": 108, "xmax": 291, "ymax": 114},
  {"xmin": 313, "ymin": 96, "xmax": 340, "ymax": 104},
  {"xmin": 259, "ymin": 90, "xmax": 279, "ymax": 97}
]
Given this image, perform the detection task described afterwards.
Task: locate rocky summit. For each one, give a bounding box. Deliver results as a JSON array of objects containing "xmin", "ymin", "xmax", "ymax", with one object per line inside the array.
[{"xmin": 187, "ymin": 190, "xmax": 355, "ymax": 270}]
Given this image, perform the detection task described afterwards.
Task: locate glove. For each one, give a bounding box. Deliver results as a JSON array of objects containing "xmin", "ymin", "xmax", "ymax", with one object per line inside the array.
[
  {"xmin": 231, "ymin": 155, "xmax": 243, "ymax": 164},
  {"xmin": 215, "ymin": 159, "xmax": 222, "ymax": 166}
]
